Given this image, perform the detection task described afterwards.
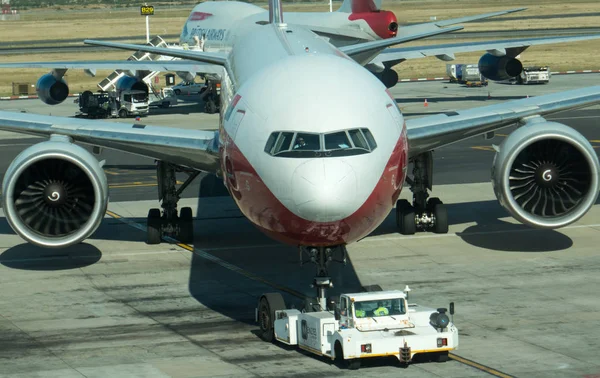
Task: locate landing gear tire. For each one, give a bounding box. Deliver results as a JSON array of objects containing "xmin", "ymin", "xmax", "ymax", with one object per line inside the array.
[
  {"xmin": 147, "ymin": 208, "xmax": 162, "ymax": 245},
  {"xmin": 396, "ymin": 199, "xmax": 416, "ymax": 235},
  {"xmin": 433, "ymin": 351, "xmax": 449, "ymax": 363},
  {"xmin": 258, "ymin": 293, "xmax": 285, "ymax": 342},
  {"xmin": 205, "ymin": 99, "xmax": 217, "ymax": 114},
  {"xmin": 335, "ymin": 342, "xmax": 360, "ymax": 370},
  {"xmin": 178, "ymin": 207, "xmax": 194, "ymax": 244},
  {"xmin": 429, "ymin": 198, "xmax": 448, "ymax": 234}
]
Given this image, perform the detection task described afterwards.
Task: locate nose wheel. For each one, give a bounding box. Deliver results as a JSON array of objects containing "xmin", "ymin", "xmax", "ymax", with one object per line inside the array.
[{"xmin": 397, "ymin": 152, "xmax": 449, "ymax": 235}]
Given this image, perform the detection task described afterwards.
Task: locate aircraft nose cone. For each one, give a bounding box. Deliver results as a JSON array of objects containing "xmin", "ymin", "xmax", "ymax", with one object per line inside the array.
[{"xmin": 291, "ymin": 159, "xmax": 357, "ymax": 222}]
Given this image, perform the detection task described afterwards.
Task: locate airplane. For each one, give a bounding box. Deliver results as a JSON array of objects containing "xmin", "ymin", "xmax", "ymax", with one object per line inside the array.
[
  {"xmin": 3, "ymin": 0, "xmax": 600, "ymax": 105},
  {"xmin": 0, "ymin": 0, "xmax": 599, "ymax": 337}
]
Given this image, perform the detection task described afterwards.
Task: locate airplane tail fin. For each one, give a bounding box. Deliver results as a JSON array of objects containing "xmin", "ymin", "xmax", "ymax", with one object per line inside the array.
[
  {"xmin": 269, "ymin": 0, "xmax": 284, "ymax": 24},
  {"xmin": 338, "ymin": 0, "xmax": 382, "ymax": 13}
]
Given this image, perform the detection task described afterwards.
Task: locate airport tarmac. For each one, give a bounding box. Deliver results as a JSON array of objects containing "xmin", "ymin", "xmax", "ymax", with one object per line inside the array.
[{"xmin": 1, "ymin": 74, "xmax": 600, "ymax": 378}]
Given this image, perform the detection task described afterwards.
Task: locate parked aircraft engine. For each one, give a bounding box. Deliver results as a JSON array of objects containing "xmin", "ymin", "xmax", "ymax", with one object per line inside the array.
[
  {"xmin": 36, "ymin": 73, "xmax": 69, "ymax": 105},
  {"xmin": 478, "ymin": 53, "xmax": 523, "ymax": 81},
  {"xmin": 373, "ymin": 68, "xmax": 398, "ymax": 88},
  {"xmin": 491, "ymin": 121, "xmax": 599, "ymax": 229},
  {"xmin": 115, "ymin": 75, "xmax": 148, "ymax": 93},
  {"xmin": 2, "ymin": 137, "xmax": 109, "ymax": 248}
]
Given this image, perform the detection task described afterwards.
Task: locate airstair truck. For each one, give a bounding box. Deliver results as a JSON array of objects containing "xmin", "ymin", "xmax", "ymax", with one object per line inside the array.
[{"xmin": 258, "ymin": 288, "xmax": 458, "ymax": 369}]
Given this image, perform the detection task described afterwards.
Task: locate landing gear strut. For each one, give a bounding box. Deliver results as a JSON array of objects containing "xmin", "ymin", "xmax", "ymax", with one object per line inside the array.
[
  {"xmin": 396, "ymin": 152, "xmax": 449, "ymax": 235},
  {"xmin": 146, "ymin": 161, "xmax": 200, "ymax": 245},
  {"xmin": 300, "ymin": 245, "xmax": 347, "ymax": 312}
]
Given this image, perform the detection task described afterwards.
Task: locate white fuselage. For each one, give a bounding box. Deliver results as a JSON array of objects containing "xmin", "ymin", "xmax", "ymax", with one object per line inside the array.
[
  {"xmin": 178, "ymin": 1, "xmax": 396, "ymax": 52},
  {"xmin": 216, "ymin": 22, "xmax": 408, "ymax": 246}
]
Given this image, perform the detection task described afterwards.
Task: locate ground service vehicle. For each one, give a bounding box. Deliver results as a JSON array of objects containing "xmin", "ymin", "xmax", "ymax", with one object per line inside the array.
[
  {"xmin": 447, "ymin": 63, "xmax": 488, "ymax": 86},
  {"xmin": 77, "ymin": 89, "xmax": 149, "ymax": 118},
  {"xmin": 199, "ymin": 80, "xmax": 221, "ymax": 114},
  {"xmin": 150, "ymin": 87, "xmax": 178, "ymax": 108},
  {"xmin": 258, "ymin": 288, "xmax": 458, "ymax": 369},
  {"xmin": 517, "ymin": 66, "xmax": 550, "ymax": 84},
  {"xmin": 171, "ymin": 81, "xmax": 205, "ymax": 95}
]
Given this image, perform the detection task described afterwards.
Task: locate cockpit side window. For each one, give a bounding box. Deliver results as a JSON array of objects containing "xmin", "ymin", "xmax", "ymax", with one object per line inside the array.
[
  {"xmin": 264, "ymin": 132, "xmax": 278, "ymax": 154},
  {"xmin": 272, "ymin": 132, "xmax": 294, "ymax": 154},
  {"xmin": 348, "ymin": 129, "xmax": 369, "ymax": 151},
  {"xmin": 324, "ymin": 131, "xmax": 351, "ymax": 150},
  {"xmin": 361, "ymin": 128, "xmax": 377, "ymax": 150}
]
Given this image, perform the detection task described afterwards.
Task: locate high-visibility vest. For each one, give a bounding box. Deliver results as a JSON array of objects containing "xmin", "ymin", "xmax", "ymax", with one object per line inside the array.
[
  {"xmin": 355, "ymin": 309, "xmax": 366, "ymax": 318},
  {"xmin": 374, "ymin": 307, "xmax": 389, "ymax": 316}
]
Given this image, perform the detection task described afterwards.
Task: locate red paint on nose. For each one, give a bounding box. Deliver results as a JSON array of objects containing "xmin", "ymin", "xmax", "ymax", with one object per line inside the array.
[{"xmin": 349, "ymin": 10, "xmax": 398, "ymax": 39}]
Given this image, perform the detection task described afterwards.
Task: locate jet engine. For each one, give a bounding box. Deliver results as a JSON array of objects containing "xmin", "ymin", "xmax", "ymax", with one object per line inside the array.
[
  {"xmin": 373, "ymin": 68, "xmax": 399, "ymax": 89},
  {"xmin": 491, "ymin": 121, "xmax": 599, "ymax": 229},
  {"xmin": 2, "ymin": 137, "xmax": 109, "ymax": 248},
  {"xmin": 478, "ymin": 53, "xmax": 523, "ymax": 81},
  {"xmin": 36, "ymin": 73, "xmax": 69, "ymax": 105},
  {"xmin": 115, "ymin": 75, "xmax": 148, "ymax": 93}
]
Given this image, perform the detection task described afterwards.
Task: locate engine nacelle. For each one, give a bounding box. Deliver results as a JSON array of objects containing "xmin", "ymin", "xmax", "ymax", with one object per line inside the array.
[
  {"xmin": 115, "ymin": 75, "xmax": 148, "ymax": 93},
  {"xmin": 2, "ymin": 137, "xmax": 109, "ymax": 248},
  {"xmin": 373, "ymin": 68, "xmax": 399, "ymax": 88},
  {"xmin": 36, "ymin": 73, "xmax": 69, "ymax": 105},
  {"xmin": 478, "ymin": 53, "xmax": 523, "ymax": 81},
  {"xmin": 491, "ymin": 120, "xmax": 600, "ymax": 229}
]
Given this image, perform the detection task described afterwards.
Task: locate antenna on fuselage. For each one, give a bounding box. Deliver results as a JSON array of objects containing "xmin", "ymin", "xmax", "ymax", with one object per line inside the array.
[{"xmin": 269, "ymin": 0, "xmax": 285, "ymax": 26}]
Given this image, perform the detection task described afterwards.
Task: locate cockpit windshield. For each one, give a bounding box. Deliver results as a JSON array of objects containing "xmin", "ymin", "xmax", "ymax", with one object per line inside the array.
[{"xmin": 265, "ymin": 128, "xmax": 377, "ymax": 158}]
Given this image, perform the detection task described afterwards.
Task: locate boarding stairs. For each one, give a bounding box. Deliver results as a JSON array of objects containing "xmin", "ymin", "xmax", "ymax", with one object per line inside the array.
[{"xmin": 97, "ymin": 35, "xmax": 176, "ymax": 94}]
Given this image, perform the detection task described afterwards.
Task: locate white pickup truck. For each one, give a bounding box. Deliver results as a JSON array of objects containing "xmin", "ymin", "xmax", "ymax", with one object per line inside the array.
[{"xmin": 257, "ymin": 287, "xmax": 458, "ymax": 369}]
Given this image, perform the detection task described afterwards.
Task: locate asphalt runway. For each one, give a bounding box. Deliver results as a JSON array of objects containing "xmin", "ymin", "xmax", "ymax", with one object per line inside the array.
[{"xmin": 1, "ymin": 74, "xmax": 600, "ymax": 378}]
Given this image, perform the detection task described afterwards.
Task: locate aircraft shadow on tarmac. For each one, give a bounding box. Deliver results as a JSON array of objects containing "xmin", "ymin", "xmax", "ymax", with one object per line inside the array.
[
  {"xmin": 188, "ymin": 175, "xmax": 366, "ymax": 325},
  {"xmin": 396, "ymin": 95, "xmax": 526, "ymax": 105},
  {"xmin": 371, "ymin": 198, "xmax": 584, "ymax": 252},
  {"xmin": 0, "ymin": 242, "xmax": 101, "ymax": 270}
]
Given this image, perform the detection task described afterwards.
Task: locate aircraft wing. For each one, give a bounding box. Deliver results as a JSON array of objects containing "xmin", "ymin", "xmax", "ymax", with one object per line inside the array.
[
  {"xmin": 0, "ymin": 111, "xmax": 220, "ymax": 173},
  {"xmin": 339, "ymin": 26, "xmax": 463, "ymax": 64},
  {"xmin": 0, "ymin": 60, "xmax": 224, "ymax": 76},
  {"xmin": 405, "ymin": 86, "xmax": 600, "ymax": 157},
  {"xmin": 373, "ymin": 35, "xmax": 600, "ymax": 67},
  {"xmin": 399, "ymin": 8, "xmax": 526, "ymax": 36}
]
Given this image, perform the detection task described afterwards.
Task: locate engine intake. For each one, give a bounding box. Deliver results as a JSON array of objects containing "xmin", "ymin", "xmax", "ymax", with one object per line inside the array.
[
  {"xmin": 116, "ymin": 75, "xmax": 148, "ymax": 93},
  {"xmin": 491, "ymin": 120, "xmax": 599, "ymax": 228},
  {"xmin": 36, "ymin": 73, "xmax": 69, "ymax": 105},
  {"xmin": 2, "ymin": 138, "xmax": 108, "ymax": 248},
  {"xmin": 478, "ymin": 53, "xmax": 523, "ymax": 81}
]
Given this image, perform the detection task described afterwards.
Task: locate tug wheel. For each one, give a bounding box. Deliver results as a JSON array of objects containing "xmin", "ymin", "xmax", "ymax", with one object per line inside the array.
[{"xmin": 258, "ymin": 293, "xmax": 285, "ymax": 342}]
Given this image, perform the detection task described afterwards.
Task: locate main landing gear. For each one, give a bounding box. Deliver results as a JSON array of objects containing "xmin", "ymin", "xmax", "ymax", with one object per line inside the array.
[
  {"xmin": 396, "ymin": 152, "xmax": 449, "ymax": 235},
  {"xmin": 146, "ymin": 161, "xmax": 200, "ymax": 245}
]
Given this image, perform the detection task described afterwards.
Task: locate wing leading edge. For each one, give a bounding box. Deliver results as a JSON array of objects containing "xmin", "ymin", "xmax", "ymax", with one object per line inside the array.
[
  {"xmin": 373, "ymin": 34, "xmax": 600, "ymax": 67},
  {"xmin": 0, "ymin": 111, "xmax": 220, "ymax": 173},
  {"xmin": 405, "ymin": 86, "xmax": 600, "ymax": 157}
]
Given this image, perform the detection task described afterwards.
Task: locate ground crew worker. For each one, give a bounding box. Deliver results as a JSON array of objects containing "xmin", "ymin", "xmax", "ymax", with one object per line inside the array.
[
  {"xmin": 355, "ymin": 303, "xmax": 366, "ymax": 318},
  {"xmin": 373, "ymin": 301, "xmax": 389, "ymax": 316}
]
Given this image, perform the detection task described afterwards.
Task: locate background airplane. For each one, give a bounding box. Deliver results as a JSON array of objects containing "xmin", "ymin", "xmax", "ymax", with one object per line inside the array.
[{"xmin": 2, "ymin": 0, "xmax": 600, "ymax": 105}]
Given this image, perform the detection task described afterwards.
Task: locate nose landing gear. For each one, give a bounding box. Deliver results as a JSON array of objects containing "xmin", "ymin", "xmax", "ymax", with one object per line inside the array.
[{"xmin": 396, "ymin": 151, "xmax": 449, "ymax": 235}]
